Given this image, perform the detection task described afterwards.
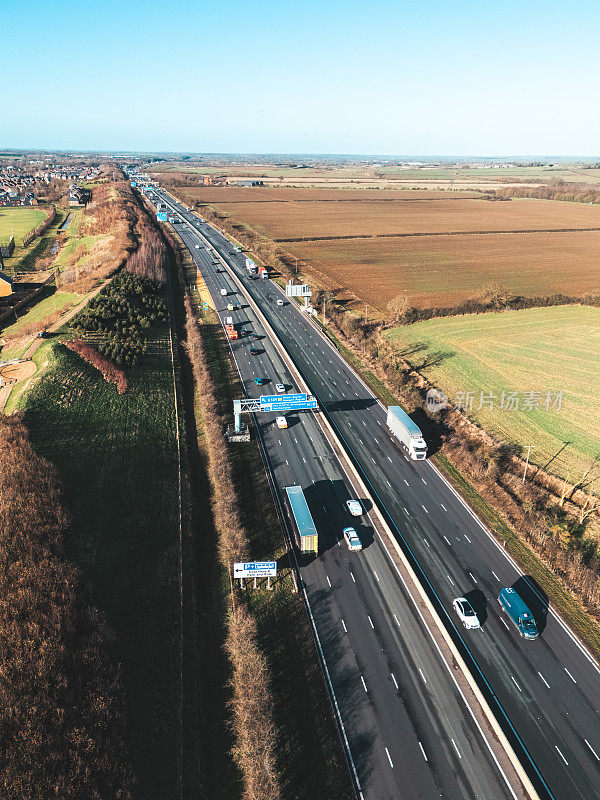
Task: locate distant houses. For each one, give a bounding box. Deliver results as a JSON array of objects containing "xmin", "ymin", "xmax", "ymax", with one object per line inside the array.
[{"xmin": 68, "ymin": 184, "xmax": 91, "ymax": 206}]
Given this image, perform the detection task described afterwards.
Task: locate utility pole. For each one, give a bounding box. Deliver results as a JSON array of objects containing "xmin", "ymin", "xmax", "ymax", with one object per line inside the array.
[
  {"xmin": 365, "ymin": 303, "xmax": 368, "ymax": 324},
  {"xmin": 522, "ymin": 445, "xmax": 535, "ymax": 483}
]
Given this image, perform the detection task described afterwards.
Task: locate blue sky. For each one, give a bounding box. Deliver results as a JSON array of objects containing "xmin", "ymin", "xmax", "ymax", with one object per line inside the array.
[{"xmin": 3, "ymin": 0, "xmax": 600, "ymax": 155}]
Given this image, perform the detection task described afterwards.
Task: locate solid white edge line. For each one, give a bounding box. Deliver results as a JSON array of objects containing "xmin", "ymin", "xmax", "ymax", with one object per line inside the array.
[{"xmin": 419, "ymin": 741, "xmax": 428, "ymax": 761}]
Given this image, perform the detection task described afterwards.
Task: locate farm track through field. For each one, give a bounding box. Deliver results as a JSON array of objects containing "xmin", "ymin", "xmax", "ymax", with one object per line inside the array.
[{"xmin": 276, "ymin": 226, "xmax": 600, "ymax": 242}]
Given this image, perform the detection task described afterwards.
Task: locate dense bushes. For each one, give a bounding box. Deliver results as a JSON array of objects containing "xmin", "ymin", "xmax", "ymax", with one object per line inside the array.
[
  {"xmin": 0, "ymin": 415, "xmax": 134, "ymax": 798},
  {"xmin": 495, "ymin": 183, "xmax": 600, "ymax": 204},
  {"xmin": 71, "ymin": 272, "xmax": 167, "ymax": 366},
  {"xmin": 64, "ymin": 340, "xmax": 128, "ymax": 392}
]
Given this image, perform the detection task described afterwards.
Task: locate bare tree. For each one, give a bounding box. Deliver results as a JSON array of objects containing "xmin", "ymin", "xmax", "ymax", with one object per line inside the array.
[{"xmin": 387, "ymin": 292, "xmax": 411, "ymax": 324}]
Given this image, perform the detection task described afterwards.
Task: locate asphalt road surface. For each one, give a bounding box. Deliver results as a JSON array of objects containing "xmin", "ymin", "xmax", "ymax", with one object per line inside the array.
[{"xmin": 155, "ymin": 190, "xmax": 600, "ymax": 800}]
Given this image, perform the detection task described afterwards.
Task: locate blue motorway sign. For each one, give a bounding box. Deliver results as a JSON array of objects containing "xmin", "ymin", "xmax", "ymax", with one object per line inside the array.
[
  {"xmin": 261, "ymin": 399, "xmax": 318, "ymax": 413},
  {"xmin": 261, "ymin": 393, "xmax": 307, "ymax": 405},
  {"xmin": 234, "ymin": 561, "xmax": 277, "ymax": 578}
]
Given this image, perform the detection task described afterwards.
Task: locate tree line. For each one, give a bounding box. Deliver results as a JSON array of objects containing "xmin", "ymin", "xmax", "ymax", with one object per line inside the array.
[{"xmin": 0, "ymin": 415, "xmax": 134, "ymax": 798}]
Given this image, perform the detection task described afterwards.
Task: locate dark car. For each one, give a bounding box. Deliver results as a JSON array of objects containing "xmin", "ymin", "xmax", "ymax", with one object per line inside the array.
[
  {"xmin": 252, "ymin": 334, "xmax": 261, "ymax": 340},
  {"xmin": 249, "ymin": 349, "xmax": 260, "ymax": 356},
  {"xmin": 254, "ymin": 378, "xmax": 265, "ymax": 386}
]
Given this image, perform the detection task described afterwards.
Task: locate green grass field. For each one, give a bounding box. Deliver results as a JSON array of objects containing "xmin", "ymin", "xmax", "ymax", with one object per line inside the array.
[
  {"xmin": 0, "ymin": 291, "xmax": 80, "ymax": 339},
  {"xmin": 12, "ymin": 326, "xmax": 182, "ymax": 800},
  {"xmin": 0, "ymin": 206, "xmax": 47, "ymax": 246},
  {"xmin": 2, "ymin": 206, "xmax": 69, "ymax": 275},
  {"xmin": 386, "ymin": 305, "xmax": 600, "ymax": 483}
]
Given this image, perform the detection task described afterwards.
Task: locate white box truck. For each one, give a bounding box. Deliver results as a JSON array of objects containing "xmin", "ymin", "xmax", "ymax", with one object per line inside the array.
[{"xmin": 386, "ymin": 406, "xmax": 427, "ymax": 460}]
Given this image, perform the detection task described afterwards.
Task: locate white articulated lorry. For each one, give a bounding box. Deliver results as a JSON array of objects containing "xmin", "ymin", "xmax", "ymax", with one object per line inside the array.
[{"xmin": 386, "ymin": 406, "xmax": 428, "ymax": 460}]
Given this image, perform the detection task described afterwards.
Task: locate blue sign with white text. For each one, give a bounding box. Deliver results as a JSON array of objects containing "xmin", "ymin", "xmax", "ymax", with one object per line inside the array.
[{"xmin": 261, "ymin": 393, "xmax": 307, "ymax": 405}]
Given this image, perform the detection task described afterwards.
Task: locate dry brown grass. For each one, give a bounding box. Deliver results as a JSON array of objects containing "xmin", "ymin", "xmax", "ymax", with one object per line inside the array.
[
  {"xmin": 0, "ymin": 415, "xmax": 134, "ymax": 798},
  {"xmin": 58, "ymin": 182, "xmax": 138, "ymax": 293}
]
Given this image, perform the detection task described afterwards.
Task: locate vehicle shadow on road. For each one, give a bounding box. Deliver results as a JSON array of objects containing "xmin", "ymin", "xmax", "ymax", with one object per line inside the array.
[
  {"xmin": 512, "ymin": 575, "xmax": 549, "ymax": 634},
  {"xmin": 464, "ymin": 588, "xmax": 488, "ymax": 626}
]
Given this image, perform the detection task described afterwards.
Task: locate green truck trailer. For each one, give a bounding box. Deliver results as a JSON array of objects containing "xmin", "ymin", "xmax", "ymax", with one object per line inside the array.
[{"xmin": 498, "ymin": 587, "xmax": 539, "ymax": 640}]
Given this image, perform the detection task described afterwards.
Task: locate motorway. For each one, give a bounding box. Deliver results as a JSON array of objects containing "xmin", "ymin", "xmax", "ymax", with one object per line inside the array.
[{"xmin": 154, "ymin": 188, "xmax": 600, "ymax": 800}]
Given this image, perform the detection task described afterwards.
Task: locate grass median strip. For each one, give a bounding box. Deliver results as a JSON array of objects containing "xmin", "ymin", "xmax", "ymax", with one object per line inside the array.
[{"xmin": 174, "ymin": 230, "xmax": 354, "ymax": 800}]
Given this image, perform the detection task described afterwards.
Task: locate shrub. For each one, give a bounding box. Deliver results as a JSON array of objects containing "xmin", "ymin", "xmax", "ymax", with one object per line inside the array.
[
  {"xmin": 0, "ymin": 415, "xmax": 134, "ymax": 798},
  {"xmin": 64, "ymin": 340, "xmax": 128, "ymax": 393}
]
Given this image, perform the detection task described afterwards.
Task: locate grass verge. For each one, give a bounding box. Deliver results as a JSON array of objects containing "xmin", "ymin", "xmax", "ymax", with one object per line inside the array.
[{"xmin": 10, "ymin": 313, "xmax": 183, "ymax": 800}]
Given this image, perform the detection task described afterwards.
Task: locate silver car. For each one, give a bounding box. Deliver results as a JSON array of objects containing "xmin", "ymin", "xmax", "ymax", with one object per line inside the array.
[
  {"xmin": 346, "ymin": 499, "xmax": 363, "ymax": 516},
  {"xmin": 452, "ymin": 597, "xmax": 480, "ymax": 629},
  {"xmin": 343, "ymin": 526, "xmax": 362, "ymax": 551}
]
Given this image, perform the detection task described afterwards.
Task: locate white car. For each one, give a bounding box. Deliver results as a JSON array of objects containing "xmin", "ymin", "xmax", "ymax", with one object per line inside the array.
[
  {"xmin": 343, "ymin": 526, "xmax": 362, "ymax": 552},
  {"xmin": 277, "ymin": 299, "xmax": 284, "ymax": 306},
  {"xmin": 346, "ymin": 500, "xmax": 362, "ymax": 517},
  {"xmin": 220, "ymin": 288, "xmax": 227, "ymax": 296},
  {"xmin": 276, "ymin": 416, "xmax": 288, "ymax": 429},
  {"xmin": 275, "ymin": 384, "xmax": 285, "ymax": 393},
  {"xmin": 195, "ymin": 244, "xmax": 200, "ymax": 249},
  {"xmin": 452, "ymin": 597, "xmax": 481, "ymax": 629}
]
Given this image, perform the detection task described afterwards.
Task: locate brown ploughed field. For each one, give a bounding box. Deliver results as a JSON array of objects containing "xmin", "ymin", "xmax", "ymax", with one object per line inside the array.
[
  {"xmin": 168, "ymin": 185, "xmax": 600, "ymax": 311},
  {"xmin": 202, "ymin": 197, "xmax": 600, "ymax": 241},
  {"xmin": 285, "ymin": 230, "xmax": 600, "ymax": 309}
]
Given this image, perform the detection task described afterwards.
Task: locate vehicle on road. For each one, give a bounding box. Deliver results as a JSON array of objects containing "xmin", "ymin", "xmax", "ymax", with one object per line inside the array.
[
  {"xmin": 275, "ymin": 383, "xmax": 285, "ymax": 393},
  {"xmin": 343, "ymin": 526, "xmax": 363, "ymax": 551},
  {"xmin": 220, "ymin": 288, "xmax": 227, "ymax": 296},
  {"xmin": 386, "ymin": 406, "xmax": 428, "ymax": 460},
  {"xmin": 498, "ymin": 588, "xmax": 539, "ymax": 639},
  {"xmin": 252, "ymin": 334, "xmax": 261, "ymax": 340},
  {"xmin": 225, "ymin": 324, "xmax": 238, "ymax": 340},
  {"xmin": 286, "ymin": 485, "xmax": 318, "ymax": 554},
  {"xmin": 276, "ymin": 416, "xmax": 288, "ymax": 429},
  {"xmin": 227, "ymin": 303, "xmax": 236, "ymax": 311},
  {"xmin": 277, "ymin": 299, "xmax": 284, "ymax": 306},
  {"xmin": 346, "ymin": 499, "xmax": 362, "ymax": 516},
  {"xmin": 453, "ymin": 597, "xmax": 481, "ymax": 630},
  {"xmin": 195, "ymin": 244, "xmax": 200, "ymax": 249},
  {"xmin": 254, "ymin": 378, "xmax": 265, "ymax": 386},
  {"xmin": 249, "ymin": 349, "xmax": 260, "ymax": 356}
]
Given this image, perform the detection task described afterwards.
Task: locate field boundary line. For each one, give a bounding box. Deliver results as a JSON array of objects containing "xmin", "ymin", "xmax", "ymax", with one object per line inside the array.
[{"xmin": 275, "ymin": 226, "xmax": 600, "ymax": 242}]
